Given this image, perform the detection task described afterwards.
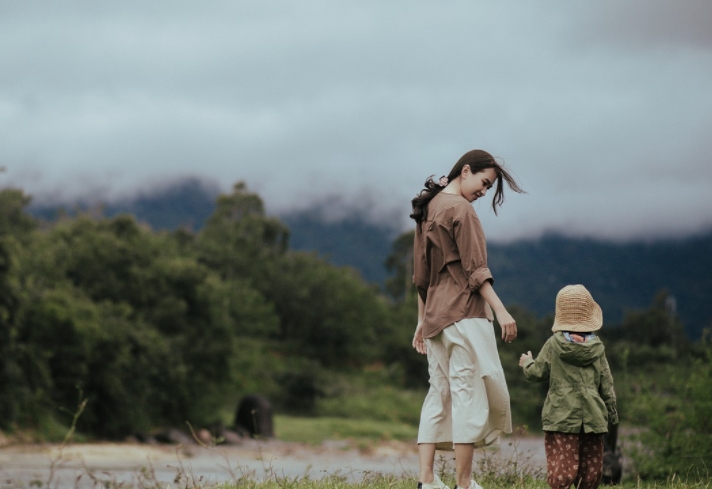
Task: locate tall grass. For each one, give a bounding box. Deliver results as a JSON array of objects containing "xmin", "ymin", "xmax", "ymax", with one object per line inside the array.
[{"xmin": 210, "ymin": 475, "xmax": 710, "ymax": 489}]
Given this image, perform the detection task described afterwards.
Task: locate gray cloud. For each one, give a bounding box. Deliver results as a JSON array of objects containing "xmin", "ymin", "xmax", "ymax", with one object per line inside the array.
[
  {"xmin": 1, "ymin": 1, "xmax": 711, "ymax": 241},
  {"xmin": 571, "ymin": 1, "xmax": 712, "ymax": 50}
]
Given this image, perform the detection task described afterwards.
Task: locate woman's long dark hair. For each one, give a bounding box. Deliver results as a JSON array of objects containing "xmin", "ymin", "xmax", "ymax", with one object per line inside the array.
[{"xmin": 410, "ymin": 149, "xmax": 524, "ymax": 223}]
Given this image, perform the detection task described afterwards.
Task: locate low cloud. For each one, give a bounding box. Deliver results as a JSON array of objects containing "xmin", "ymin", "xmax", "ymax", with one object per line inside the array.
[{"xmin": 2, "ymin": 1, "xmax": 711, "ymax": 241}]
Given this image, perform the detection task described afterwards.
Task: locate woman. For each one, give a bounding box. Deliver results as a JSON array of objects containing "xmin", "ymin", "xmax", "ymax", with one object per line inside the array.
[{"xmin": 411, "ymin": 149, "xmax": 524, "ymax": 489}]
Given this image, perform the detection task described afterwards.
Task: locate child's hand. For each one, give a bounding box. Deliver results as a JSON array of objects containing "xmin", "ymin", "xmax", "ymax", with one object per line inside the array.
[{"xmin": 519, "ymin": 351, "xmax": 533, "ymax": 367}]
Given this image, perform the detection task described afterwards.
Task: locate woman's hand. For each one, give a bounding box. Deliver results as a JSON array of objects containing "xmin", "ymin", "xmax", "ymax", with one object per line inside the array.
[
  {"xmin": 497, "ymin": 310, "xmax": 517, "ymax": 343},
  {"xmin": 519, "ymin": 351, "xmax": 533, "ymax": 367},
  {"xmin": 412, "ymin": 322, "xmax": 427, "ymax": 355}
]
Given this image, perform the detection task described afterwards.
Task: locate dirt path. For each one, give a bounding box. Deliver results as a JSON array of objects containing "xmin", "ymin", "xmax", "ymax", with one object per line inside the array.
[{"xmin": 0, "ymin": 437, "xmax": 546, "ymax": 488}]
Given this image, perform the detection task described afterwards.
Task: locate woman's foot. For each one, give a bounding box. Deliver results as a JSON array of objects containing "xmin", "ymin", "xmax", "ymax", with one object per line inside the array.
[{"xmin": 417, "ymin": 474, "xmax": 450, "ymax": 489}]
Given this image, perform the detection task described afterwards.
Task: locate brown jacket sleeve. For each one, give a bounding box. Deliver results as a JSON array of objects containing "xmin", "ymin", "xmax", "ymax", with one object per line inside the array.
[{"xmin": 452, "ymin": 206, "xmax": 493, "ymax": 291}]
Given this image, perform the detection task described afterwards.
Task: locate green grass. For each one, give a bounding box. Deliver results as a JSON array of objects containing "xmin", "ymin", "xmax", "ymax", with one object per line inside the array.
[
  {"xmin": 12, "ymin": 411, "xmax": 90, "ymax": 443},
  {"xmin": 274, "ymin": 415, "xmax": 418, "ymax": 445},
  {"xmin": 315, "ymin": 383, "xmax": 425, "ymax": 426},
  {"xmin": 213, "ymin": 475, "xmax": 547, "ymax": 489},
  {"xmin": 209, "ymin": 475, "xmax": 711, "ymax": 489}
]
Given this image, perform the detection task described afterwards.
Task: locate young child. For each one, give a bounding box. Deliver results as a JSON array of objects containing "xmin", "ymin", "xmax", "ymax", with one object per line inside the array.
[{"xmin": 519, "ymin": 284, "xmax": 618, "ymax": 489}]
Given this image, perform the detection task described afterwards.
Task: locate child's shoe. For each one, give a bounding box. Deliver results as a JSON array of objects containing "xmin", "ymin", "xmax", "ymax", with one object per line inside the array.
[{"xmin": 417, "ymin": 474, "xmax": 450, "ymax": 489}]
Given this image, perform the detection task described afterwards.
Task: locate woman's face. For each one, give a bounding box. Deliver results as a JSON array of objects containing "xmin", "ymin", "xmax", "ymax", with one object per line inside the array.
[{"xmin": 459, "ymin": 166, "xmax": 497, "ymax": 203}]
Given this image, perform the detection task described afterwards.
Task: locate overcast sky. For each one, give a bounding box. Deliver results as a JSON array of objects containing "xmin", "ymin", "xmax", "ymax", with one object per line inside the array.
[{"xmin": 2, "ymin": 1, "xmax": 711, "ymax": 241}]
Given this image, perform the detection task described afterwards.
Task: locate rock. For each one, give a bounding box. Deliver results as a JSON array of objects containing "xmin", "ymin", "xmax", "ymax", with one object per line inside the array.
[
  {"xmin": 233, "ymin": 424, "xmax": 251, "ymax": 438},
  {"xmin": 134, "ymin": 432, "xmax": 158, "ymax": 444},
  {"xmin": 602, "ymin": 450, "xmax": 623, "ymax": 485},
  {"xmin": 220, "ymin": 429, "xmax": 243, "ymax": 445},
  {"xmin": 234, "ymin": 394, "xmax": 274, "ymax": 438},
  {"xmin": 154, "ymin": 428, "xmax": 195, "ymax": 445},
  {"xmin": 196, "ymin": 428, "xmax": 212, "ymax": 446}
]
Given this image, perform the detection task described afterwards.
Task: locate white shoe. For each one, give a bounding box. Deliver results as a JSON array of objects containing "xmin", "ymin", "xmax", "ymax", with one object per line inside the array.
[
  {"xmin": 454, "ymin": 481, "xmax": 483, "ymax": 489},
  {"xmin": 419, "ymin": 474, "xmax": 450, "ymax": 489}
]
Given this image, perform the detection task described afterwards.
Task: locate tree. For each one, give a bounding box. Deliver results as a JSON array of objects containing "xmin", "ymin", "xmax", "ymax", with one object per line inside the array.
[
  {"xmin": 266, "ymin": 252, "xmax": 386, "ymax": 368},
  {"xmin": 604, "ymin": 290, "xmax": 689, "ymax": 367},
  {"xmin": 7, "ymin": 207, "xmax": 283, "ymax": 436},
  {"xmin": 197, "ymin": 182, "xmax": 289, "ymax": 289},
  {"xmin": 0, "ymin": 189, "xmax": 36, "ymax": 429},
  {"xmin": 384, "ymin": 230, "xmax": 415, "ymax": 301},
  {"xmin": 0, "ymin": 188, "xmax": 36, "ymax": 237},
  {"xmin": 0, "ymin": 240, "xmax": 23, "ymax": 428}
]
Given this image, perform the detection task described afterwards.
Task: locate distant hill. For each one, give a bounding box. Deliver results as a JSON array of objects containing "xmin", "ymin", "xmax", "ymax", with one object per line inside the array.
[
  {"xmin": 280, "ymin": 212, "xmax": 398, "ymax": 284},
  {"xmin": 26, "ymin": 179, "xmax": 712, "ymax": 338},
  {"xmin": 488, "ymin": 233, "xmax": 712, "ymax": 339},
  {"xmin": 29, "ymin": 178, "xmax": 219, "ymax": 232}
]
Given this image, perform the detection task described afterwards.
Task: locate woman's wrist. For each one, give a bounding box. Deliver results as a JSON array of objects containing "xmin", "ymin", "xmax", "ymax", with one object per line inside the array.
[{"xmin": 492, "ymin": 305, "xmax": 509, "ymax": 317}]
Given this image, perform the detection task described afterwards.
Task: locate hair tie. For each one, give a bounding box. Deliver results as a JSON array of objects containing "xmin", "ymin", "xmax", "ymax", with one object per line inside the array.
[{"xmin": 438, "ymin": 176, "xmax": 449, "ymax": 187}]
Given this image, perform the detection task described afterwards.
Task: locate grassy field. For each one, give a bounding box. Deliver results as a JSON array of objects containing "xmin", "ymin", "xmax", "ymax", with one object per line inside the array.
[
  {"xmin": 274, "ymin": 415, "xmax": 418, "ymax": 445},
  {"xmin": 268, "ymin": 417, "xmax": 710, "ymax": 488},
  {"xmin": 205, "ymin": 475, "xmax": 711, "ymax": 489}
]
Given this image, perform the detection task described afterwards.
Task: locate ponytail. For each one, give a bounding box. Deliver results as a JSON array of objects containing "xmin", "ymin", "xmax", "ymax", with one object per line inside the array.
[{"xmin": 410, "ymin": 175, "xmax": 448, "ymax": 223}]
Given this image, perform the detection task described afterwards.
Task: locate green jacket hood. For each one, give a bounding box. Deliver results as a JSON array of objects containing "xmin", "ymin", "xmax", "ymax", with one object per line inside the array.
[{"xmin": 552, "ymin": 332, "xmax": 605, "ymax": 367}]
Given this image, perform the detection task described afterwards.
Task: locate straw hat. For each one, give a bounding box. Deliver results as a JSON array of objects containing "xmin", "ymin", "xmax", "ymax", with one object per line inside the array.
[{"xmin": 551, "ymin": 284, "xmax": 603, "ymax": 333}]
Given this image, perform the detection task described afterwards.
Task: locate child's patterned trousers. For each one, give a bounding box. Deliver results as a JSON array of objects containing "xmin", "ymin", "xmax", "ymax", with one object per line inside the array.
[{"xmin": 544, "ymin": 431, "xmax": 604, "ymax": 489}]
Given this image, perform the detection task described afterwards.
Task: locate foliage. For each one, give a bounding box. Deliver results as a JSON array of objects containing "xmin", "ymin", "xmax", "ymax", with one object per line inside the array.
[
  {"xmin": 383, "ymin": 229, "xmax": 415, "ymax": 300},
  {"xmin": 0, "ymin": 184, "xmax": 410, "ymax": 437},
  {"xmin": 0, "ymin": 188, "xmax": 36, "ymax": 236},
  {"xmin": 265, "ymin": 251, "xmax": 387, "ymax": 368},
  {"xmin": 0, "ymin": 188, "xmax": 37, "ymax": 428},
  {"xmin": 378, "ymin": 293, "xmax": 429, "ymax": 389},
  {"xmin": 196, "ymin": 181, "xmax": 289, "ymax": 289},
  {"xmin": 627, "ymin": 332, "xmax": 712, "ymax": 481},
  {"xmin": 603, "ymin": 291, "xmax": 689, "ymax": 356}
]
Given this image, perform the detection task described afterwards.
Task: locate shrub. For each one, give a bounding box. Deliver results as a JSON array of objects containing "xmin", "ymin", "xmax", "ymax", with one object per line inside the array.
[{"xmin": 629, "ymin": 332, "xmax": 712, "ymax": 480}]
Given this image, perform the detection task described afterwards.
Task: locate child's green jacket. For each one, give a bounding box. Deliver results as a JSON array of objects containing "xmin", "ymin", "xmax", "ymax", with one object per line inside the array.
[{"xmin": 521, "ymin": 332, "xmax": 618, "ymax": 434}]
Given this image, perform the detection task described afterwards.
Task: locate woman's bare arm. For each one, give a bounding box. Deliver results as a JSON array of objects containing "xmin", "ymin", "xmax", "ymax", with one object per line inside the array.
[{"xmin": 479, "ymin": 281, "xmax": 517, "ymax": 342}]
